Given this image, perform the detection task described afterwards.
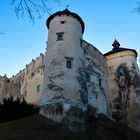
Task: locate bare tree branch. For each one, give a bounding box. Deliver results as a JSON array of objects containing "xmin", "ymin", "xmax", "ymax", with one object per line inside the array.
[{"xmin": 11, "ymin": 0, "xmax": 61, "ymax": 23}]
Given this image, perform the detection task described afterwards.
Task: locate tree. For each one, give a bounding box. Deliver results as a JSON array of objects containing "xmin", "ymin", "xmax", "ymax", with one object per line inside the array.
[
  {"xmin": 11, "ymin": 0, "xmax": 61, "ymax": 23},
  {"xmin": 9, "ymin": 1, "xmax": 140, "ymax": 24},
  {"xmin": 0, "ymin": 97, "xmax": 39, "ymax": 123}
]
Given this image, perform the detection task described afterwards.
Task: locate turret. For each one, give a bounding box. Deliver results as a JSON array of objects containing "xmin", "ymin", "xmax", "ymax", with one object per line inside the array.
[
  {"xmin": 40, "ymin": 9, "xmax": 86, "ymax": 131},
  {"xmin": 112, "ymin": 39, "xmax": 120, "ymax": 49},
  {"xmin": 104, "ymin": 40, "xmax": 140, "ymax": 131},
  {"xmin": 0, "ymin": 75, "xmax": 9, "ymax": 103}
]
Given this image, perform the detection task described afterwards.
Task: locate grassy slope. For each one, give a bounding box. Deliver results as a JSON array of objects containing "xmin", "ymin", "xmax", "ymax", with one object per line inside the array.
[
  {"xmin": 88, "ymin": 116, "xmax": 140, "ymax": 140},
  {"xmin": 0, "ymin": 115, "xmax": 81, "ymax": 140},
  {"xmin": 0, "ymin": 114, "xmax": 140, "ymax": 140}
]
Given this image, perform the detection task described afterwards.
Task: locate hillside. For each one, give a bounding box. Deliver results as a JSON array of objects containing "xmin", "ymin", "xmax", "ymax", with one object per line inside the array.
[
  {"xmin": 0, "ymin": 114, "xmax": 140, "ymax": 140},
  {"xmin": 0, "ymin": 114, "xmax": 83, "ymax": 140}
]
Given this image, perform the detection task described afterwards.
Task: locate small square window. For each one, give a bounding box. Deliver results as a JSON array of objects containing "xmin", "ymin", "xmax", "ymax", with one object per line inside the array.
[
  {"xmin": 37, "ymin": 85, "xmax": 40, "ymax": 92},
  {"xmin": 67, "ymin": 60, "xmax": 72, "ymax": 68},
  {"xmin": 56, "ymin": 32, "xmax": 64, "ymax": 41},
  {"xmin": 31, "ymin": 72, "xmax": 34, "ymax": 77},
  {"xmin": 60, "ymin": 21, "xmax": 66, "ymax": 24},
  {"xmin": 65, "ymin": 57, "xmax": 73, "ymax": 69}
]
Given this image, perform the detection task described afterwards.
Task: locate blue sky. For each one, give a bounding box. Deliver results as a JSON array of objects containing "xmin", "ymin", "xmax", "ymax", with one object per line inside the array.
[{"xmin": 0, "ymin": 0, "xmax": 140, "ymax": 77}]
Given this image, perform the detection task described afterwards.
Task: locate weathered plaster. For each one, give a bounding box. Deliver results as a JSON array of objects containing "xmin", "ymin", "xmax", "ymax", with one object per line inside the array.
[{"xmin": 106, "ymin": 51, "xmax": 140, "ymax": 131}]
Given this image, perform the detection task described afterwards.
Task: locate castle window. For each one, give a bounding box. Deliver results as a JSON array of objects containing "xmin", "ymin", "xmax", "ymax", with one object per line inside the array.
[
  {"xmin": 56, "ymin": 32, "xmax": 64, "ymax": 41},
  {"xmin": 31, "ymin": 72, "xmax": 34, "ymax": 77},
  {"xmin": 85, "ymin": 72, "xmax": 90, "ymax": 82},
  {"xmin": 118, "ymin": 67, "xmax": 125, "ymax": 76},
  {"xmin": 67, "ymin": 60, "xmax": 72, "ymax": 68},
  {"xmin": 99, "ymin": 78, "xmax": 102, "ymax": 87},
  {"xmin": 60, "ymin": 21, "xmax": 66, "ymax": 24},
  {"xmin": 83, "ymin": 49, "xmax": 86, "ymax": 54},
  {"xmin": 65, "ymin": 57, "xmax": 73, "ymax": 69},
  {"xmin": 37, "ymin": 85, "xmax": 40, "ymax": 92}
]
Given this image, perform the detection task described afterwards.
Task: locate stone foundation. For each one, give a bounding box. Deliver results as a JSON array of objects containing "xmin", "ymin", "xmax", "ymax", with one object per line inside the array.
[{"xmin": 40, "ymin": 103, "xmax": 86, "ymax": 132}]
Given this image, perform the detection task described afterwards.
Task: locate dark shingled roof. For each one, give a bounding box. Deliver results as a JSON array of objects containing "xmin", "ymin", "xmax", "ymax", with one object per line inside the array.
[
  {"xmin": 104, "ymin": 40, "xmax": 137, "ymax": 57},
  {"xmin": 46, "ymin": 9, "xmax": 85, "ymax": 34}
]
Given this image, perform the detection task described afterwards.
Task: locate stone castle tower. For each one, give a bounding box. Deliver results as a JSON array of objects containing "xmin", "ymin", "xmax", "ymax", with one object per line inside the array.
[
  {"xmin": 40, "ymin": 9, "xmax": 110, "ymax": 130},
  {"xmin": 40, "ymin": 9, "xmax": 87, "ymax": 129},
  {"xmin": 105, "ymin": 39, "xmax": 140, "ymax": 130}
]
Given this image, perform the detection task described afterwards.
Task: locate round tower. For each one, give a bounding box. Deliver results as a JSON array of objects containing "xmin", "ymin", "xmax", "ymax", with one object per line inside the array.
[
  {"xmin": 40, "ymin": 9, "xmax": 86, "ymax": 131},
  {"xmin": 105, "ymin": 40, "xmax": 140, "ymax": 131},
  {"xmin": 0, "ymin": 75, "xmax": 9, "ymax": 103}
]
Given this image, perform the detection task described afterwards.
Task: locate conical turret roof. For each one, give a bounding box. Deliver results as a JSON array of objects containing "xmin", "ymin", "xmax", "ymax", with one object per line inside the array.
[{"xmin": 46, "ymin": 9, "xmax": 85, "ymax": 34}]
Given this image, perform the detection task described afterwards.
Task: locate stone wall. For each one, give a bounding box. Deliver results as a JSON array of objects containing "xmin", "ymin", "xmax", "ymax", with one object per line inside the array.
[
  {"xmin": 106, "ymin": 50, "xmax": 140, "ymax": 131},
  {"xmin": 0, "ymin": 53, "xmax": 45, "ymax": 106},
  {"xmin": 82, "ymin": 40, "xmax": 110, "ymax": 117}
]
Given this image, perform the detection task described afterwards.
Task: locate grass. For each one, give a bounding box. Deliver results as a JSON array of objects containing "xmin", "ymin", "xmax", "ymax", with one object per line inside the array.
[
  {"xmin": 0, "ymin": 114, "xmax": 140, "ymax": 140},
  {"xmin": 0, "ymin": 114, "xmax": 81, "ymax": 140}
]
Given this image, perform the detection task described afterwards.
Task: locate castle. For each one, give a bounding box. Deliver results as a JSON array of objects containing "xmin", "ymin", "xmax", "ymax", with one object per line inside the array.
[{"xmin": 0, "ymin": 9, "xmax": 140, "ymax": 131}]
